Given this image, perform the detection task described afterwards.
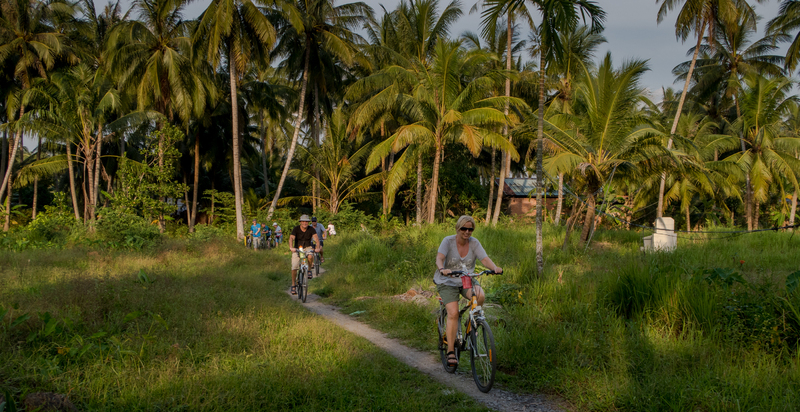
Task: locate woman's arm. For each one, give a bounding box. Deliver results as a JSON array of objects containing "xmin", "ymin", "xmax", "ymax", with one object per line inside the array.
[
  {"xmin": 436, "ymin": 252, "xmax": 452, "ymax": 275},
  {"xmin": 480, "ymin": 257, "xmax": 502, "ymax": 274}
]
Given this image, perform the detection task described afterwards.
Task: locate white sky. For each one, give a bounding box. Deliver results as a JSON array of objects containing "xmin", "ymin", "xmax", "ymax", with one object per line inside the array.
[{"xmin": 104, "ymin": 0, "xmax": 787, "ymax": 100}]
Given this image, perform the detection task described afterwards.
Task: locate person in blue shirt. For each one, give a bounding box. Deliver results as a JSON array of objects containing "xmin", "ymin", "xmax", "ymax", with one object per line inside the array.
[
  {"xmin": 262, "ymin": 223, "xmax": 272, "ymax": 246},
  {"xmin": 250, "ymin": 219, "xmax": 261, "ymax": 250},
  {"xmin": 273, "ymin": 222, "xmax": 283, "ymax": 244}
]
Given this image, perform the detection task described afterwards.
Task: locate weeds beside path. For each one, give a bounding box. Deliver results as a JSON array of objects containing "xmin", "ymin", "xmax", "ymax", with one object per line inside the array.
[{"xmin": 0, "ymin": 239, "xmax": 489, "ymax": 411}]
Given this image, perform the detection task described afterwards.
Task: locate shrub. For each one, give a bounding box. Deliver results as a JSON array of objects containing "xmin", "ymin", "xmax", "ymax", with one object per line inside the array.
[{"xmin": 94, "ymin": 208, "xmax": 161, "ymax": 249}]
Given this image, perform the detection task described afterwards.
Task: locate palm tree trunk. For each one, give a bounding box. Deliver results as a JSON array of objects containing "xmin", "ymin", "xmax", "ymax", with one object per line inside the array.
[
  {"xmin": 491, "ymin": 149, "xmax": 506, "ymax": 226},
  {"xmin": 580, "ymin": 193, "xmax": 596, "ymax": 243},
  {"xmin": 504, "ymin": 15, "xmax": 514, "ymax": 179},
  {"xmin": 230, "ymin": 50, "xmax": 245, "ymax": 240},
  {"xmin": 92, "ymin": 125, "xmax": 103, "ymax": 220},
  {"xmin": 183, "ymin": 174, "xmax": 190, "ymax": 225},
  {"xmin": 381, "ymin": 122, "xmax": 388, "ymax": 217},
  {"xmin": 790, "ymin": 190, "xmax": 798, "ymax": 231},
  {"xmin": 267, "ymin": 44, "xmax": 311, "ymax": 221},
  {"xmin": 32, "ymin": 135, "xmax": 41, "ymax": 219},
  {"xmin": 314, "ymin": 84, "xmax": 321, "ymax": 213},
  {"xmin": 416, "ymin": 151, "xmax": 422, "ymax": 224},
  {"xmin": 260, "ymin": 115, "xmax": 270, "ymax": 199},
  {"xmin": 754, "ymin": 200, "xmax": 760, "ymax": 230},
  {"xmin": 1, "ymin": 131, "xmax": 6, "ymax": 190},
  {"xmin": 428, "ymin": 138, "xmax": 443, "ymax": 224},
  {"xmin": 65, "ymin": 142, "xmax": 80, "ymax": 220},
  {"xmin": 485, "ymin": 148, "xmax": 495, "ymax": 224},
  {"xmin": 554, "ymin": 173, "xmax": 564, "ymax": 225},
  {"xmin": 190, "ymin": 130, "xmax": 200, "ymax": 232},
  {"xmin": 535, "ymin": 49, "xmax": 545, "ymax": 276},
  {"xmin": 657, "ymin": 21, "xmax": 705, "ymax": 218},
  {"xmin": 0, "ymin": 105, "xmax": 25, "ymax": 205},
  {"xmin": 685, "ymin": 202, "xmax": 691, "ymax": 232}
]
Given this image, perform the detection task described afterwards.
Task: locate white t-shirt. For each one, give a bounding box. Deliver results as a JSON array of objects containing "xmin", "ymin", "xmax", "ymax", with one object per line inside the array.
[
  {"xmin": 327, "ymin": 224, "xmax": 336, "ymax": 235},
  {"xmin": 433, "ymin": 235, "xmax": 488, "ymax": 287}
]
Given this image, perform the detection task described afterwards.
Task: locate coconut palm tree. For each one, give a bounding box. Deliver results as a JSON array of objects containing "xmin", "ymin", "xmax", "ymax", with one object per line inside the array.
[
  {"xmin": 721, "ymin": 74, "xmax": 800, "ymax": 229},
  {"xmin": 355, "ymin": 39, "xmax": 521, "ymax": 224},
  {"xmin": 768, "ymin": 0, "xmax": 800, "ymax": 72},
  {"xmin": 0, "ymin": 0, "xmax": 76, "ymax": 212},
  {"xmin": 545, "ymin": 54, "xmax": 676, "ymax": 243},
  {"xmin": 265, "ymin": 0, "xmax": 372, "ymax": 221},
  {"xmin": 655, "ymin": 0, "xmax": 762, "ymax": 217}
]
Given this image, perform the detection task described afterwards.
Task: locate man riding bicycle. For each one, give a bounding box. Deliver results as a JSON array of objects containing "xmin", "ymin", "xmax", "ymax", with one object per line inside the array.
[
  {"xmin": 310, "ymin": 216, "xmax": 327, "ymax": 263},
  {"xmin": 288, "ymin": 215, "xmax": 320, "ymax": 295},
  {"xmin": 435, "ymin": 215, "xmax": 502, "ymax": 368}
]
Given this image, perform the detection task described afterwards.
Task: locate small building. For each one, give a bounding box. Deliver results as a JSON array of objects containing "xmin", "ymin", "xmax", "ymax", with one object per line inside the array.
[{"xmin": 497, "ymin": 177, "xmax": 560, "ymax": 217}]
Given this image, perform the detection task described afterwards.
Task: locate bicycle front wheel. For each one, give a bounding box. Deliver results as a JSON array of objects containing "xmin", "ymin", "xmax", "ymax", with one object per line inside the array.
[
  {"xmin": 299, "ymin": 267, "xmax": 308, "ymax": 303},
  {"xmin": 469, "ymin": 319, "xmax": 497, "ymax": 392}
]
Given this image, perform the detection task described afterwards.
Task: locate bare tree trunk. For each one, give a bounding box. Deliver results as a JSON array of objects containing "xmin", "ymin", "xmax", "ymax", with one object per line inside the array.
[
  {"xmin": 562, "ymin": 198, "xmax": 584, "ymax": 252},
  {"xmin": 92, "ymin": 125, "xmax": 103, "ymax": 220},
  {"xmin": 554, "ymin": 173, "xmax": 563, "ymax": 225},
  {"xmin": 485, "ymin": 148, "xmax": 495, "ymax": 224},
  {"xmin": 260, "ymin": 115, "xmax": 270, "ymax": 199},
  {"xmin": 657, "ymin": 21, "xmax": 705, "ymax": 218},
  {"xmin": 190, "ymin": 131, "xmax": 200, "ymax": 232},
  {"xmin": 3, "ymin": 190, "xmax": 9, "ymax": 232},
  {"xmin": 267, "ymin": 44, "xmax": 311, "ymax": 221},
  {"xmin": 685, "ymin": 202, "xmax": 691, "ymax": 232},
  {"xmin": 183, "ymin": 174, "xmax": 191, "ymax": 226},
  {"xmin": 535, "ymin": 50, "xmax": 545, "ymax": 275},
  {"xmin": 580, "ymin": 193, "xmax": 596, "ymax": 243},
  {"xmin": 32, "ymin": 135, "xmax": 41, "ymax": 219},
  {"xmin": 427, "ymin": 137, "xmax": 443, "ymax": 224},
  {"xmin": 0, "ymin": 105, "xmax": 25, "ymax": 204},
  {"xmin": 230, "ymin": 51, "xmax": 245, "ymax": 239},
  {"xmin": 416, "ymin": 152, "xmax": 423, "ymax": 224},
  {"xmin": 64, "ymin": 142, "xmax": 80, "ymax": 221}
]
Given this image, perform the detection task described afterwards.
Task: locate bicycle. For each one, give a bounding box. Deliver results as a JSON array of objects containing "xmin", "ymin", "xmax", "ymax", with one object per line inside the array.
[
  {"xmin": 436, "ymin": 269, "xmax": 499, "ymax": 393},
  {"xmin": 295, "ymin": 247, "xmax": 312, "ymax": 303},
  {"xmin": 309, "ymin": 241, "xmax": 321, "ymax": 277}
]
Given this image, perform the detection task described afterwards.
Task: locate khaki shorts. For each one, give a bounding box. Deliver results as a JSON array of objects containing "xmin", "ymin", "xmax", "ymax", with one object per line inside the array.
[
  {"xmin": 292, "ymin": 252, "xmax": 315, "ymax": 270},
  {"xmin": 437, "ymin": 284, "xmax": 470, "ymax": 305}
]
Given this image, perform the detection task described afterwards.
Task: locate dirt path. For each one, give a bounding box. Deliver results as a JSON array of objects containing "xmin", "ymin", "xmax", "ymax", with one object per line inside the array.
[{"xmin": 289, "ymin": 268, "xmax": 568, "ymax": 412}]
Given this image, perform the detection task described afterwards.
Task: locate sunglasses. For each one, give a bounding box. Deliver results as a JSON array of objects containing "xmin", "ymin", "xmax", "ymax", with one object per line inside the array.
[{"xmin": 459, "ymin": 227, "xmax": 475, "ymax": 232}]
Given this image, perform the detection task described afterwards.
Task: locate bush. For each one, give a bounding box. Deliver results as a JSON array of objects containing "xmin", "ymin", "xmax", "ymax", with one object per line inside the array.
[
  {"xmin": 94, "ymin": 208, "xmax": 161, "ymax": 249},
  {"xmin": 189, "ymin": 224, "xmax": 230, "ymax": 242}
]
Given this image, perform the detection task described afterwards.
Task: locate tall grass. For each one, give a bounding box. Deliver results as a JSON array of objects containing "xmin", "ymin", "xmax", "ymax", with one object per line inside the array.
[
  {"xmin": 320, "ymin": 224, "xmax": 800, "ymax": 411},
  {"xmin": 0, "ymin": 239, "xmax": 485, "ymax": 411}
]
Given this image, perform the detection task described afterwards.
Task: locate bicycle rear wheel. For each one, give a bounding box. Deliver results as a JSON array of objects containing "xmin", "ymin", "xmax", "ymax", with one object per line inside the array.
[
  {"xmin": 469, "ymin": 319, "xmax": 497, "ymax": 392},
  {"xmin": 315, "ymin": 254, "xmax": 320, "ymax": 277}
]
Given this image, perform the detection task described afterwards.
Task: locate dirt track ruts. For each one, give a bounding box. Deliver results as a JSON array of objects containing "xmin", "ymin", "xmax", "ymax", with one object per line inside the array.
[{"xmin": 289, "ymin": 267, "xmax": 569, "ymax": 412}]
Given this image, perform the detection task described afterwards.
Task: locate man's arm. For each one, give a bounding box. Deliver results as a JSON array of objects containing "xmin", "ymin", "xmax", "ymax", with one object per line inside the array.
[
  {"xmin": 313, "ymin": 234, "xmax": 320, "ymax": 252},
  {"xmin": 289, "ymin": 235, "xmax": 296, "ymax": 251}
]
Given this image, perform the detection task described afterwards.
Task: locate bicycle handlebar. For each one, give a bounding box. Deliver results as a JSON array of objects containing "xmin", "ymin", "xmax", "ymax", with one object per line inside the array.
[{"xmin": 445, "ymin": 269, "xmax": 501, "ymax": 277}]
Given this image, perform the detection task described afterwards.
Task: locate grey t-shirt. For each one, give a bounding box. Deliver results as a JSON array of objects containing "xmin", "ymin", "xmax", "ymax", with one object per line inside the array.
[{"xmin": 433, "ymin": 235, "xmax": 488, "ymax": 287}]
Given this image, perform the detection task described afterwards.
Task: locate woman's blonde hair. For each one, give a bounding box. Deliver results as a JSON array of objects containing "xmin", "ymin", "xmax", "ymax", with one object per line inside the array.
[{"xmin": 455, "ymin": 215, "xmax": 476, "ymax": 232}]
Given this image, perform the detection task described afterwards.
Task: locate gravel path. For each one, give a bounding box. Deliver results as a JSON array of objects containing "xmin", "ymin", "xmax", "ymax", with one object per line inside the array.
[{"xmin": 288, "ymin": 267, "xmax": 569, "ymax": 412}]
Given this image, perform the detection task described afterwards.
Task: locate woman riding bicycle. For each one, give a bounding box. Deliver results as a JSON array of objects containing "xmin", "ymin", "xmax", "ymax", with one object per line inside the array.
[{"xmin": 435, "ymin": 215, "xmax": 502, "ymax": 368}]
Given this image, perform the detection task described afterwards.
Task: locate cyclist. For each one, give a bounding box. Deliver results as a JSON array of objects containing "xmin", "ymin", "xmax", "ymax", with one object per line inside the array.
[
  {"xmin": 288, "ymin": 215, "xmax": 320, "ymax": 295},
  {"xmin": 311, "ymin": 216, "xmax": 327, "ymax": 263},
  {"xmin": 250, "ymin": 219, "xmax": 262, "ymax": 250},
  {"xmin": 262, "ymin": 223, "xmax": 272, "ymax": 247},
  {"xmin": 273, "ymin": 222, "xmax": 283, "ymax": 244},
  {"xmin": 434, "ymin": 215, "xmax": 502, "ymax": 368}
]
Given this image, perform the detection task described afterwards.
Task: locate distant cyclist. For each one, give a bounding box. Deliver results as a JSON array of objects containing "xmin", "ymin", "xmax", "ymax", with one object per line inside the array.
[
  {"xmin": 250, "ymin": 219, "xmax": 262, "ymax": 250},
  {"xmin": 273, "ymin": 222, "xmax": 283, "ymax": 244},
  {"xmin": 262, "ymin": 223, "xmax": 272, "ymax": 246},
  {"xmin": 311, "ymin": 216, "xmax": 327, "ymax": 263},
  {"xmin": 434, "ymin": 215, "xmax": 502, "ymax": 368},
  {"xmin": 288, "ymin": 215, "xmax": 320, "ymax": 294}
]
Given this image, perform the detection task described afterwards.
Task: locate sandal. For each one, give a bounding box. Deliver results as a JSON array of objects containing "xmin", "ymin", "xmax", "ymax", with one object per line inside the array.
[
  {"xmin": 446, "ymin": 351, "xmax": 458, "ymax": 367},
  {"xmin": 290, "ymin": 286, "xmax": 297, "ymax": 295}
]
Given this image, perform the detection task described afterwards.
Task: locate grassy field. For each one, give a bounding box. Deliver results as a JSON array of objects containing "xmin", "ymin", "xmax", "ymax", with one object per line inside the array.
[
  {"xmin": 314, "ymin": 224, "xmax": 800, "ymax": 411},
  {"xmin": 0, "ymin": 238, "xmax": 486, "ymax": 411}
]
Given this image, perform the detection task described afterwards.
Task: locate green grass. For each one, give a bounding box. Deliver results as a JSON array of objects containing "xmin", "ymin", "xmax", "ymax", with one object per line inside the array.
[
  {"xmin": 317, "ymin": 225, "xmax": 800, "ymax": 411},
  {"xmin": 0, "ymin": 238, "xmax": 487, "ymax": 411}
]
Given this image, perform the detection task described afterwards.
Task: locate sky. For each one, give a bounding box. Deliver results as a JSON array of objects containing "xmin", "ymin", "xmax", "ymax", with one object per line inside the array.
[{"xmin": 105, "ymin": 0, "xmax": 786, "ymax": 100}]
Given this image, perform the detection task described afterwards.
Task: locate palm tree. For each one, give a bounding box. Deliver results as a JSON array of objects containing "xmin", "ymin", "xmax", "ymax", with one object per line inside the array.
[
  {"xmin": 655, "ymin": 0, "xmax": 762, "ymax": 217},
  {"xmin": 0, "ymin": 0, "xmax": 76, "ymax": 211},
  {"xmin": 768, "ymin": 0, "xmax": 800, "ymax": 72},
  {"xmin": 545, "ymin": 54, "xmax": 674, "ymax": 243},
  {"xmin": 265, "ymin": 0, "xmax": 372, "ymax": 221},
  {"xmin": 193, "ymin": 0, "xmax": 276, "ymax": 239},
  {"xmin": 286, "ymin": 109, "xmax": 382, "ymax": 213},
  {"xmin": 355, "ymin": 39, "xmax": 521, "ymax": 224},
  {"xmin": 721, "ymin": 74, "xmax": 800, "ymax": 229}
]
